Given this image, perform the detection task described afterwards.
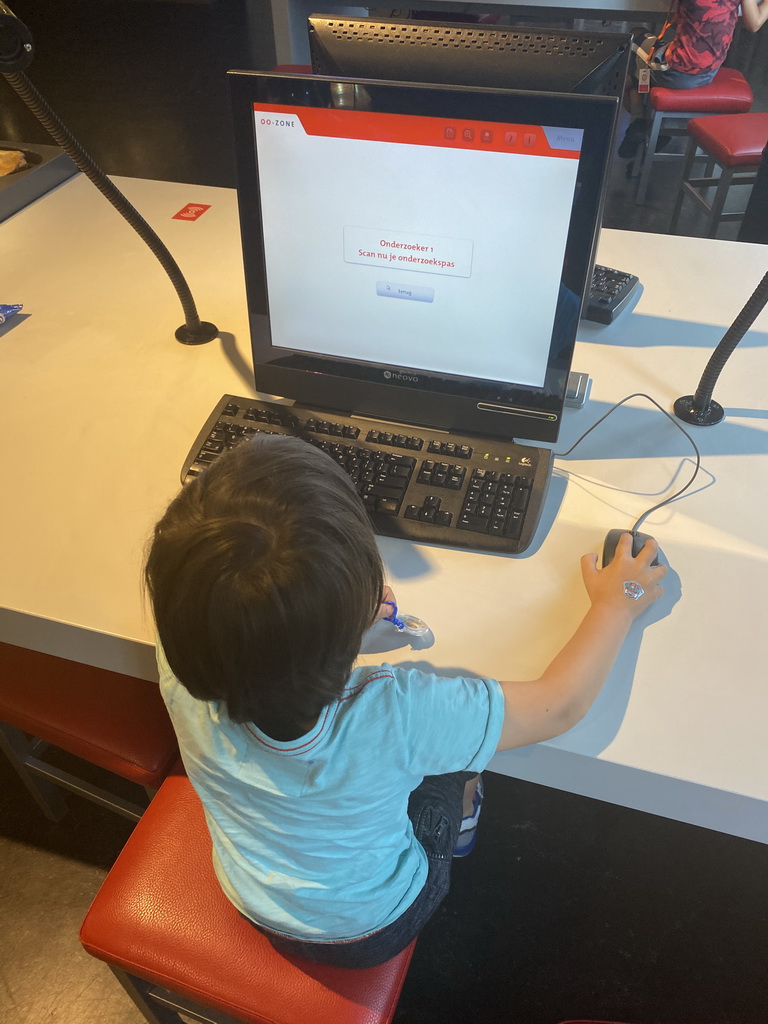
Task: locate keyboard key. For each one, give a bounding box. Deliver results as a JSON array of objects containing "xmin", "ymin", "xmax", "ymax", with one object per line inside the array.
[
  {"xmin": 458, "ymin": 513, "xmax": 490, "ymax": 533},
  {"xmin": 512, "ymin": 488, "xmax": 530, "ymax": 512},
  {"xmin": 368, "ymin": 483, "xmax": 405, "ymax": 500},
  {"xmin": 388, "ymin": 454, "xmax": 416, "ymax": 468},
  {"xmin": 505, "ymin": 511, "xmax": 524, "ymax": 539}
]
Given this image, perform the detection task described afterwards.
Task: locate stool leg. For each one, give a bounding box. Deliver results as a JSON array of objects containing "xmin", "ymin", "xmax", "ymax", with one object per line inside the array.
[
  {"xmin": 111, "ymin": 967, "xmax": 243, "ymax": 1024},
  {"xmin": 635, "ymin": 109, "xmax": 664, "ymax": 205},
  {"xmin": 708, "ymin": 165, "xmax": 734, "ymax": 237},
  {"xmin": 629, "ymin": 138, "xmax": 644, "ymax": 179},
  {"xmin": 669, "ymin": 137, "xmax": 700, "ymax": 234},
  {"xmin": 0, "ymin": 721, "xmax": 68, "ymax": 821},
  {"xmin": 0, "ymin": 720, "xmax": 148, "ymax": 822},
  {"xmin": 109, "ymin": 968, "xmax": 185, "ymax": 1024}
]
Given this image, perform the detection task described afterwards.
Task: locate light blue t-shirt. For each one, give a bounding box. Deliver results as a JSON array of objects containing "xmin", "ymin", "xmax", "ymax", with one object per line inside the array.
[{"xmin": 158, "ymin": 648, "xmax": 504, "ymax": 941}]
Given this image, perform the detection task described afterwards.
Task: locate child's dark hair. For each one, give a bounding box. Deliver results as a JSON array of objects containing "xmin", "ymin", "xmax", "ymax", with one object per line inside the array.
[{"xmin": 144, "ymin": 434, "xmax": 384, "ymax": 740}]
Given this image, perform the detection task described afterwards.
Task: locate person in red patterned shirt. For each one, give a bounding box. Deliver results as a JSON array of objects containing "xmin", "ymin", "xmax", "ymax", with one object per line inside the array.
[
  {"xmin": 619, "ymin": 0, "xmax": 768, "ymax": 159},
  {"xmin": 666, "ymin": 0, "xmax": 767, "ymax": 77}
]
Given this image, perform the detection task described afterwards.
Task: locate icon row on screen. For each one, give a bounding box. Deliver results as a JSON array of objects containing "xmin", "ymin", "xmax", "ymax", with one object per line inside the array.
[{"xmin": 443, "ymin": 127, "xmax": 538, "ymax": 146}]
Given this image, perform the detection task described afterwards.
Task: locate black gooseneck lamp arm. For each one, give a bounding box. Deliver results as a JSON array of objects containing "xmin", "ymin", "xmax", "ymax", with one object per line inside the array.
[
  {"xmin": 674, "ymin": 269, "xmax": 768, "ymax": 426},
  {"xmin": 0, "ymin": 2, "xmax": 218, "ymax": 345}
]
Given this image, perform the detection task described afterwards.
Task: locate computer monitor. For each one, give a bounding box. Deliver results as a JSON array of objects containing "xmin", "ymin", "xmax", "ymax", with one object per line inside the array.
[
  {"xmin": 228, "ymin": 70, "xmax": 617, "ymax": 444},
  {"xmin": 308, "ymin": 16, "xmax": 631, "ymax": 104}
]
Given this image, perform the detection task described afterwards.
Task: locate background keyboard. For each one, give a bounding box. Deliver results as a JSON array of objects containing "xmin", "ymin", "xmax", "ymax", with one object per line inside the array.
[
  {"xmin": 585, "ymin": 264, "xmax": 641, "ymax": 324},
  {"xmin": 182, "ymin": 395, "xmax": 554, "ymax": 554}
]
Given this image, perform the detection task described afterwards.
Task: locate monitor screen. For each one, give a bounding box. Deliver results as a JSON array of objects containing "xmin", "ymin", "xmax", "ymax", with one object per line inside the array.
[
  {"xmin": 229, "ymin": 72, "xmax": 617, "ymax": 443},
  {"xmin": 308, "ymin": 16, "xmax": 631, "ymax": 102}
]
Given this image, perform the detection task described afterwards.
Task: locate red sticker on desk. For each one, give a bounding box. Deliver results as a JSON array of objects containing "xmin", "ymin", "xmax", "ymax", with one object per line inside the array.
[{"xmin": 173, "ymin": 203, "xmax": 211, "ymax": 221}]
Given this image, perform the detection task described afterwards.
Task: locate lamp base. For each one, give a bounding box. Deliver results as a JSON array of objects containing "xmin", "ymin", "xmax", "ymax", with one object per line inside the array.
[
  {"xmin": 175, "ymin": 321, "xmax": 218, "ymax": 345},
  {"xmin": 674, "ymin": 395, "xmax": 724, "ymax": 426}
]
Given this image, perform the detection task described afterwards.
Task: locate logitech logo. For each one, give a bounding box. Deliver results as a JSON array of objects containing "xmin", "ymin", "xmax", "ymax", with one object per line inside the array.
[{"xmin": 383, "ymin": 370, "xmax": 419, "ymax": 383}]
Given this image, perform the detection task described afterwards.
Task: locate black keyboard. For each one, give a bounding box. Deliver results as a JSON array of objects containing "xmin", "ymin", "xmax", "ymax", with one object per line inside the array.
[
  {"xmin": 182, "ymin": 395, "xmax": 554, "ymax": 554},
  {"xmin": 584, "ymin": 265, "xmax": 641, "ymax": 324}
]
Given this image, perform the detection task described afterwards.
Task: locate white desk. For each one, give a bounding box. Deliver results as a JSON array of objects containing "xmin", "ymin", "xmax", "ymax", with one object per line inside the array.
[{"xmin": 2, "ymin": 174, "xmax": 767, "ymax": 842}]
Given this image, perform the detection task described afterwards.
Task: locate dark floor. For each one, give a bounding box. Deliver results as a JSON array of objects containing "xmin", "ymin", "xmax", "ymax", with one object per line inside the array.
[{"xmin": 2, "ymin": 3, "xmax": 768, "ymax": 1023}]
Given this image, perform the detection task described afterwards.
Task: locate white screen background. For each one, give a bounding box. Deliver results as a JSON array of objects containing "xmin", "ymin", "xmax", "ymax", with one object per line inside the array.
[{"xmin": 255, "ymin": 116, "xmax": 580, "ymax": 387}]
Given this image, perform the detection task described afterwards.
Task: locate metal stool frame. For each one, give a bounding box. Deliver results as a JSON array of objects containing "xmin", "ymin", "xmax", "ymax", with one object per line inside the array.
[
  {"xmin": 635, "ymin": 106, "xmax": 729, "ymax": 205},
  {"xmin": 670, "ymin": 133, "xmax": 759, "ymax": 236},
  {"xmin": 0, "ymin": 720, "xmax": 154, "ymax": 823}
]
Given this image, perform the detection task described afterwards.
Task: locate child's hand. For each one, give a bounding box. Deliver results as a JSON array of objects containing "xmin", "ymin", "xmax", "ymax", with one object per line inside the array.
[
  {"xmin": 580, "ymin": 533, "xmax": 668, "ymax": 620},
  {"xmin": 373, "ymin": 585, "xmax": 398, "ymax": 624}
]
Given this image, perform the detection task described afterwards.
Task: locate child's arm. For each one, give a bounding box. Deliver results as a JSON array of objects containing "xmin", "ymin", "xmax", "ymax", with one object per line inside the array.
[
  {"xmin": 496, "ymin": 532, "xmax": 668, "ymax": 751},
  {"xmin": 741, "ymin": 0, "xmax": 768, "ymax": 32}
]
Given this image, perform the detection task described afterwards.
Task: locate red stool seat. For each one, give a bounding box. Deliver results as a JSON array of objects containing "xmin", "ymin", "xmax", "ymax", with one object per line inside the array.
[
  {"xmin": 689, "ymin": 112, "xmax": 768, "ymax": 167},
  {"xmin": 80, "ymin": 774, "xmax": 415, "ymax": 1024},
  {"xmin": 670, "ymin": 111, "xmax": 766, "ymax": 236},
  {"xmin": 0, "ymin": 641, "xmax": 177, "ymax": 787},
  {"xmin": 634, "ymin": 68, "xmax": 754, "ymax": 204},
  {"xmin": 650, "ymin": 67, "xmax": 754, "ymax": 113}
]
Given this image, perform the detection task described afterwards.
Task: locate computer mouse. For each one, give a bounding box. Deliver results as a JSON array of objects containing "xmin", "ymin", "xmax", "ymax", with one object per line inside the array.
[{"xmin": 602, "ymin": 529, "xmax": 661, "ymax": 568}]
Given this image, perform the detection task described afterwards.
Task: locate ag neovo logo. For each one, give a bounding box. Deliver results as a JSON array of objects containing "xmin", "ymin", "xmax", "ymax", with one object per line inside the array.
[{"xmin": 383, "ymin": 369, "xmax": 420, "ymax": 383}]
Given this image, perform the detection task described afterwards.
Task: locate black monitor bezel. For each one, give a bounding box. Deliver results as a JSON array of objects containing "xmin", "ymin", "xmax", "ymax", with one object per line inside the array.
[{"xmin": 229, "ymin": 71, "xmax": 617, "ymax": 443}]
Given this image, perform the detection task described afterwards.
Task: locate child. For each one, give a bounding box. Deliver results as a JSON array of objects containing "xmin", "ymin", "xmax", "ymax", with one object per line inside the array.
[
  {"xmin": 619, "ymin": 0, "xmax": 768, "ymax": 159},
  {"xmin": 144, "ymin": 434, "xmax": 667, "ymax": 968}
]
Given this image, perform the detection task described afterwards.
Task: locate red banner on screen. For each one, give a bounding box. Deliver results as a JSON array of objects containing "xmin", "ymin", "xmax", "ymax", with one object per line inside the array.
[{"xmin": 253, "ymin": 103, "xmax": 580, "ymax": 159}]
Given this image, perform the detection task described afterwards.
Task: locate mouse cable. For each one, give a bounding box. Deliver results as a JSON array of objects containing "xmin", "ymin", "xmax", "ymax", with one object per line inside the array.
[{"xmin": 553, "ymin": 392, "xmax": 702, "ymax": 534}]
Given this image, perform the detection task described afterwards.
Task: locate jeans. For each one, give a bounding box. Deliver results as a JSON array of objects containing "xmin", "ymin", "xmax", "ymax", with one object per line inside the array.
[{"xmin": 651, "ymin": 65, "xmax": 719, "ymax": 89}]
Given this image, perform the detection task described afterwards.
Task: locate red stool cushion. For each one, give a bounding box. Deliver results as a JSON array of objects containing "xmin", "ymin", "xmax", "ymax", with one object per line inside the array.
[
  {"xmin": 689, "ymin": 112, "xmax": 768, "ymax": 166},
  {"xmin": 650, "ymin": 67, "xmax": 753, "ymax": 113},
  {"xmin": 80, "ymin": 774, "xmax": 415, "ymax": 1024},
  {"xmin": 0, "ymin": 641, "xmax": 177, "ymax": 787}
]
